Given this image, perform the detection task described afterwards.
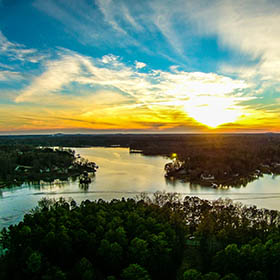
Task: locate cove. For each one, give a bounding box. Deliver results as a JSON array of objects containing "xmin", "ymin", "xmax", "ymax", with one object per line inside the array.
[{"xmin": 1, "ymin": 147, "xmax": 280, "ymax": 229}]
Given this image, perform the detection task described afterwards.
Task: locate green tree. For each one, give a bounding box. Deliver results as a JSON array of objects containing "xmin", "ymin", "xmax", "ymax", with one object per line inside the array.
[
  {"xmin": 26, "ymin": 251, "xmax": 41, "ymax": 273},
  {"xmin": 129, "ymin": 237, "xmax": 149, "ymax": 265},
  {"xmin": 221, "ymin": 273, "xmax": 239, "ymax": 280},
  {"xmin": 203, "ymin": 272, "xmax": 221, "ymax": 280},
  {"xmin": 183, "ymin": 269, "xmax": 203, "ymax": 280},
  {"xmin": 121, "ymin": 264, "xmax": 151, "ymax": 280},
  {"xmin": 247, "ymin": 271, "xmax": 267, "ymax": 280},
  {"xmin": 42, "ymin": 266, "xmax": 66, "ymax": 280},
  {"xmin": 74, "ymin": 257, "xmax": 95, "ymax": 280}
]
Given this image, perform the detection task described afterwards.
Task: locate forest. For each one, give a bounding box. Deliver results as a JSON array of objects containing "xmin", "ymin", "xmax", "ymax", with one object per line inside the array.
[
  {"xmin": 1, "ymin": 133, "xmax": 280, "ymax": 187},
  {"xmin": 0, "ymin": 145, "xmax": 96, "ymax": 187},
  {"xmin": 1, "ymin": 193, "xmax": 280, "ymax": 280}
]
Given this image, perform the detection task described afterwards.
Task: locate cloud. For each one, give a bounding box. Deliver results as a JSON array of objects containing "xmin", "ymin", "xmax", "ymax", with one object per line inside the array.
[
  {"xmin": 0, "ymin": 31, "xmax": 40, "ymax": 62},
  {"xmin": 15, "ymin": 52, "xmax": 82, "ymax": 103},
  {"xmin": 0, "ymin": 62, "xmax": 14, "ymax": 70},
  {"xmin": 96, "ymin": 0, "xmax": 127, "ymax": 34},
  {"xmin": 33, "ymin": 0, "xmax": 144, "ymax": 50},
  {"xmin": 29, "ymin": 0, "xmax": 280, "ymax": 79},
  {"xmin": 31, "ymin": 0, "xmax": 190, "ymax": 62},
  {"xmin": 0, "ymin": 31, "xmax": 46, "ymax": 63},
  {"xmin": 1, "ymin": 0, "xmax": 280, "ymax": 132},
  {"xmin": 177, "ymin": 0, "xmax": 280, "ymax": 83},
  {"xmin": 100, "ymin": 54, "xmax": 120, "ymax": 64},
  {"xmin": 0, "ymin": 70, "xmax": 23, "ymax": 81},
  {"xmin": 14, "ymin": 50, "xmax": 251, "ymax": 130},
  {"xmin": 135, "ymin": 61, "xmax": 146, "ymax": 69},
  {"xmin": 121, "ymin": 3, "xmax": 143, "ymax": 31},
  {"xmin": 100, "ymin": 1, "xmax": 280, "ymax": 83}
]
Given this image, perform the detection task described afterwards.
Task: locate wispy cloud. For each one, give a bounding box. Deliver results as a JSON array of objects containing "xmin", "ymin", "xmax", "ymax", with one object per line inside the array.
[
  {"xmin": 0, "ymin": 31, "xmax": 45, "ymax": 63},
  {"xmin": 29, "ymin": 0, "xmax": 280, "ymax": 78},
  {"xmin": 33, "ymin": 0, "xmax": 143, "ymax": 49},
  {"xmin": 96, "ymin": 0, "xmax": 127, "ymax": 34},
  {"xmin": 121, "ymin": 3, "xmax": 143, "ymax": 31},
  {"xmin": 33, "ymin": 0, "xmax": 102, "ymax": 44},
  {"xmin": 180, "ymin": 0, "xmax": 280, "ymax": 83},
  {"xmin": 2, "ymin": 0, "xmax": 280, "ymax": 132},
  {"xmin": 0, "ymin": 70, "xmax": 23, "ymax": 81},
  {"xmin": 15, "ymin": 51, "xmax": 83, "ymax": 103},
  {"xmin": 0, "ymin": 62, "xmax": 14, "ymax": 70},
  {"xmin": 135, "ymin": 61, "xmax": 146, "ymax": 69},
  {"xmin": 32, "ymin": 0, "xmax": 191, "ymax": 62},
  {"xmin": 13, "ymin": 50, "xmax": 252, "ymax": 130},
  {"xmin": 16, "ymin": 51, "xmax": 248, "ymax": 103}
]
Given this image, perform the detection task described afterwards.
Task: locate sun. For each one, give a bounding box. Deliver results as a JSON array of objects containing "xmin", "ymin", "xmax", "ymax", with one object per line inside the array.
[{"xmin": 184, "ymin": 96, "xmax": 242, "ymax": 128}]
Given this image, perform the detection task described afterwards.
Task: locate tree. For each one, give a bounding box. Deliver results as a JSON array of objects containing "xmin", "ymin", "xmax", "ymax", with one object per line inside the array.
[
  {"xmin": 74, "ymin": 257, "xmax": 95, "ymax": 280},
  {"xmin": 129, "ymin": 237, "xmax": 149, "ymax": 266},
  {"xmin": 221, "ymin": 273, "xmax": 239, "ymax": 280},
  {"xmin": 42, "ymin": 266, "xmax": 66, "ymax": 280},
  {"xmin": 203, "ymin": 272, "xmax": 221, "ymax": 280},
  {"xmin": 121, "ymin": 264, "xmax": 151, "ymax": 280},
  {"xmin": 247, "ymin": 271, "xmax": 267, "ymax": 280},
  {"xmin": 26, "ymin": 251, "xmax": 41, "ymax": 274},
  {"xmin": 183, "ymin": 269, "xmax": 203, "ymax": 280}
]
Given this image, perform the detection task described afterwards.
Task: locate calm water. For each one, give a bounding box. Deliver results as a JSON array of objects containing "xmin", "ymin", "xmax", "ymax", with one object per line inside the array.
[{"xmin": 1, "ymin": 147, "xmax": 280, "ymax": 229}]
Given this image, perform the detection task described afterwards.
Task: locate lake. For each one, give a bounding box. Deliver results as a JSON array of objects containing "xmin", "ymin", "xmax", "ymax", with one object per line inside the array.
[{"xmin": 1, "ymin": 147, "xmax": 280, "ymax": 229}]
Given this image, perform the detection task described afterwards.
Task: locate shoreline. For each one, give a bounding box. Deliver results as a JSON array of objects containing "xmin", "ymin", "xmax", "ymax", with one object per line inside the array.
[
  {"xmin": 165, "ymin": 168, "xmax": 280, "ymax": 188},
  {"xmin": 0, "ymin": 146, "xmax": 98, "ymax": 189}
]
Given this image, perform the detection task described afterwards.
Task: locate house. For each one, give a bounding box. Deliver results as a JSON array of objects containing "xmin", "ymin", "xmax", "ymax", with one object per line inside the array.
[{"xmin": 14, "ymin": 165, "xmax": 32, "ymax": 173}]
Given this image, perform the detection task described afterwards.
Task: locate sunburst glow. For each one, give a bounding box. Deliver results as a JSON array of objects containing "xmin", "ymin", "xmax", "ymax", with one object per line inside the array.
[
  {"xmin": 1, "ymin": 0, "xmax": 280, "ymax": 133},
  {"xmin": 184, "ymin": 97, "xmax": 243, "ymax": 128}
]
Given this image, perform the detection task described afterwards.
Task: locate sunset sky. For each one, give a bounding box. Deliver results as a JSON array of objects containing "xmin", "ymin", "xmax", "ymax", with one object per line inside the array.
[{"xmin": 0, "ymin": 0, "xmax": 280, "ymax": 134}]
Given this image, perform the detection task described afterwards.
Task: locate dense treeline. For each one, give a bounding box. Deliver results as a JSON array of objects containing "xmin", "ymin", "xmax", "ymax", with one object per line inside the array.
[
  {"xmin": 1, "ymin": 134, "xmax": 280, "ymax": 186},
  {"xmin": 158, "ymin": 134, "xmax": 280, "ymax": 186},
  {"xmin": 1, "ymin": 193, "xmax": 280, "ymax": 279},
  {"xmin": 0, "ymin": 145, "xmax": 95, "ymax": 187},
  {"xmin": 0, "ymin": 196, "xmax": 185, "ymax": 280}
]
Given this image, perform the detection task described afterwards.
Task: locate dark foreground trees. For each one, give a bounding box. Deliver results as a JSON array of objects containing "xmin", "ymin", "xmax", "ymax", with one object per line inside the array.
[
  {"xmin": 0, "ymin": 196, "xmax": 185, "ymax": 280},
  {"xmin": 1, "ymin": 194, "xmax": 280, "ymax": 279}
]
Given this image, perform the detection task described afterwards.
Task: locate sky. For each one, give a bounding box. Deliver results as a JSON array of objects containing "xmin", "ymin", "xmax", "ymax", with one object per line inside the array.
[{"xmin": 0, "ymin": 0, "xmax": 280, "ymax": 134}]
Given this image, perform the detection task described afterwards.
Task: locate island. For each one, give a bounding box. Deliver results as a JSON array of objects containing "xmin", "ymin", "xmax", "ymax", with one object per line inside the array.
[{"xmin": 0, "ymin": 145, "xmax": 98, "ymax": 188}]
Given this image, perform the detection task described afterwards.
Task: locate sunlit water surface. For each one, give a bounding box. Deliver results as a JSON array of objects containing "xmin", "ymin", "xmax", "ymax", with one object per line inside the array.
[{"xmin": 1, "ymin": 147, "xmax": 280, "ymax": 229}]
